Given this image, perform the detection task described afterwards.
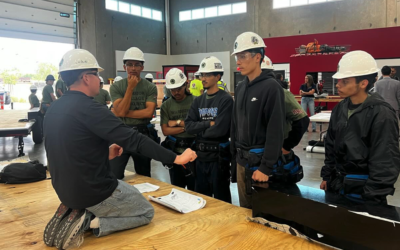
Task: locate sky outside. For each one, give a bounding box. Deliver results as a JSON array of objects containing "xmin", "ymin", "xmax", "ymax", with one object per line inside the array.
[{"xmin": 0, "ymin": 37, "xmax": 74, "ymax": 75}]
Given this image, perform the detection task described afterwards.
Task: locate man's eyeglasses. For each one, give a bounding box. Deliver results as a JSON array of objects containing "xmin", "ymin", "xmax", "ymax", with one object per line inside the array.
[
  {"xmin": 235, "ymin": 52, "xmax": 256, "ymax": 62},
  {"xmin": 201, "ymin": 73, "xmax": 214, "ymax": 78},
  {"xmin": 125, "ymin": 63, "xmax": 143, "ymax": 68},
  {"xmin": 81, "ymin": 71, "xmax": 99, "ymax": 79}
]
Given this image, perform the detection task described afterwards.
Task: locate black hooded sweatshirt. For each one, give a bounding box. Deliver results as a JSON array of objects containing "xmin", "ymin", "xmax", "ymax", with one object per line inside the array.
[
  {"xmin": 231, "ymin": 70, "xmax": 285, "ymax": 175},
  {"xmin": 321, "ymin": 93, "xmax": 400, "ymax": 202}
]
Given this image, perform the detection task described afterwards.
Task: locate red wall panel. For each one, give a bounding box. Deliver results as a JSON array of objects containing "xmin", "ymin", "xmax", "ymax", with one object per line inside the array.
[{"xmin": 263, "ymin": 27, "xmax": 400, "ymax": 64}]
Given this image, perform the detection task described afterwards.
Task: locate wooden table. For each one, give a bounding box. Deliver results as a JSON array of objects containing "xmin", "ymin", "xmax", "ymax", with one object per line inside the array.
[
  {"xmin": 0, "ymin": 172, "xmax": 329, "ymax": 250},
  {"xmin": 294, "ymin": 96, "xmax": 344, "ymax": 103}
]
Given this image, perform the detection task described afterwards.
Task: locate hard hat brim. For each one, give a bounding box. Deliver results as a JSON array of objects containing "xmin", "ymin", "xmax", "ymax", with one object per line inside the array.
[
  {"xmin": 332, "ymin": 69, "xmax": 379, "ymax": 79},
  {"xmin": 165, "ymin": 81, "xmax": 186, "ymax": 89},
  {"xmin": 59, "ymin": 66, "xmax": 104, "ymax": 73}
]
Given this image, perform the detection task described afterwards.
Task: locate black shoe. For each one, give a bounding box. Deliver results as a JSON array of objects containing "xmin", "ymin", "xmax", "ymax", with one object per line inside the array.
[
  {"xmin": 54, "ymin": 209, "xmax": 91, "ymax": 249},
  {"xmin": 43, "ymin": 203, "xmax": 72, "ymax": 247},
  {"xmin": 312, "ymin": 129, "xmax": 316, "ymax": 132}
]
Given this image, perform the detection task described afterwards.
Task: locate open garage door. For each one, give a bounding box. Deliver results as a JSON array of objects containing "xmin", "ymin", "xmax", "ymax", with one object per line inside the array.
[{"xmin": 0, "ymin": 0, "xmax": 75, "ymax": 45}]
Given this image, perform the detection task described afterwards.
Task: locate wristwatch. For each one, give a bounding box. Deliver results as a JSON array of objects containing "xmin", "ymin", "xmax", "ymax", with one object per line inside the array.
[{"xmin": 176, "ymin": 120, "xmax": 182, "ymax": 126}]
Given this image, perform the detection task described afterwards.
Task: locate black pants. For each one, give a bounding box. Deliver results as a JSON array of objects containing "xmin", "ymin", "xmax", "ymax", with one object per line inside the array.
[
  {"xmin": 195, "ymin": 160, "xmax": 231, "ymax": 203},
  {"xmin": 110, "ymin": 150, "xmax": 151, "ymax": 179},
  {"xmin": 169, "ymin": 162, "xmax": 195, "ymax": 191}
]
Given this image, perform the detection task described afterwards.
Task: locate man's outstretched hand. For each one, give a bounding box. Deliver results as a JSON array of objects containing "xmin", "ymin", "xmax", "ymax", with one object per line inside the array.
[{"xmin": 174, "ymin": 149, "xmax": 197, "ymax": 165}]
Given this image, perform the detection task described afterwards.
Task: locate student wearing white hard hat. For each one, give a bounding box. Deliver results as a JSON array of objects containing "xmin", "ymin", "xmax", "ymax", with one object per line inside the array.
[
  {"xmin": 261, "ymin": 55, "xmax": 309, "ymax": 170},
  {"xmin": 320, "ymin": 50, "xmax": 400, "ymax": 204},
  {"xmin": 42, "ymin": 49, "xmax": 196, "ymax": 250},
  {"xmin": 190, "ymin": 71, "xmax": 204, "ymax": 96},
  {"xmin": 114, "ymin": 76, "xmax": 123, "ymax": 82},
  {"xmin": 29, "ymin": 85, "xmax": 40, "ymax": 109},
  {"xmin": 160, "ymin": 68, "xmax": 196, "ymax": 190},
  {"xmin": 93, "ymin": 76, "xmax": 111, "ymax": 105},
  {"xmin": 109, "ymin": 47, "xmax": 159, "ymax": 179},
  {"xmin": 231, "ymin": 32, "xmax": 285, "ymax": 208},
  {"xmin": 145, "ymin": 73, "xmax": 154, "ymax": 83},
  {"xmin": 185, "ymin": 56, "xmax": 233, "ymax": 203}
]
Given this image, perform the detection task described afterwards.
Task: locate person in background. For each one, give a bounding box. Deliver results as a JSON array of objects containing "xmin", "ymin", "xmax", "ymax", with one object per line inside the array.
[
  {"xmin": 145, "ymin": 73, "xmax": 154, "ymax": 83},
  {"xmin": 275, "ymin": 73, "xmax": 289, "ymax": 90},
  {"xmin": 160, "ymin": 68, "xmax": 196, "ymax": 190},
  {"xmin": 93, "ymin": 76, "xmax": 111, "ymax": 105},
  {"xmin": 190, "ymin": 72, "xmax": 204, "ymax": 96},
  {"xmin": 300, "ymin": 75, "xmax": 317, "ymax": 132},
  {"xmin": 114, "ymin": 76, "xmax": 123, "ymax": 83},
  {"xmin": 390, "ymin": 67, "xmax": 399, "ymax": 81},
  {"xmin": 374, "ymin": 66, "xmax": 400, "ymax": 118},
  {"xmin": 55, "ymin": 74, "xmax": 67, "ymax": 98},
  {"xmin": 41, "ymin": 74, "xmax": 56, "ymax": 114},
  {"xmin": 29, "ymin": 85, "xmax": 40, "ymax": 109},
  {"xmin": 320, "ymin": 51, "xmax": 400, "ymax": 204}
]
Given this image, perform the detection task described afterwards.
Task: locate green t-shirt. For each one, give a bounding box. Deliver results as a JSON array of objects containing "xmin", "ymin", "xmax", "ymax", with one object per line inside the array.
[
  {"xmin": 348, "ymin": 95, "xmax": 370, "ymax": 118},
  {"xmin": 42, "ymin": 85, "xmax": 54, "ymax": 104},
  {"xmin": 190, "ymin": 79, "xmax": 203, "ymax": 96},
  {"xmin": 161, "ymin": 95, "xmax": 196, "ymax": 153},
  {"xmin": 55, "ymin": 79, "xmax": 67, "ymax": 98},
  {"xmin": 284, "ymin": 90, "xmax": 307, "ymax": 139},
  {"xmin": 29, "ymin": 93, "xmax": 40, "ymax": 107},
  {"xmin": 93, "ymin": 89, "xmax": 111, "ymax": 105},
  {"xmin": 110, "ymin": 78, "xmax": 157, "ymax": 126}
]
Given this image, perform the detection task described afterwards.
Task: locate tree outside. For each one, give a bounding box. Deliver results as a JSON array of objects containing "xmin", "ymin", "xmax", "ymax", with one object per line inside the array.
[{"xmin": 32, "ymin": 62, "xmax": 58, "ymax": 82}]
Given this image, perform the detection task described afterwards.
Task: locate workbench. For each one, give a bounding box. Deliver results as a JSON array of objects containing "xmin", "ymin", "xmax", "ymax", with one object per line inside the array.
[
  {"xmin": 0, "ymin": 108, "xmax": 43, "ymax": 156},
  {"xmin": 0, "ymin": 172, "xmax": 328, "ymax": 249}
]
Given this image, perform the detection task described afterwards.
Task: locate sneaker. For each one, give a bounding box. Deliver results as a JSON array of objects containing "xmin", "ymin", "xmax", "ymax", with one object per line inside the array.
[
  {"xmin": 54, "ymin": 209, "xmax": 91, "ymax": 250},
  {"xmin": 43, "ymin": 203, "xmax": 72, "ymax": 247}
]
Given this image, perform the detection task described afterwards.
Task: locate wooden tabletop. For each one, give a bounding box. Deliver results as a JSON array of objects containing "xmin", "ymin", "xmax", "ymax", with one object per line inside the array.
[{"xmin": 0, "ymin": 171, "xmax": 329, "ymax": 250}]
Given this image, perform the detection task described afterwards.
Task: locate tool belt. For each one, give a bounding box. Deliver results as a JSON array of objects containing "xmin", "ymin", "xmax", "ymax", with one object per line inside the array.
[
  {"xmin": 161, "ymin": 136, "xmax": 195, "ymax": 153},
  {"xmin": 130, "ymin": 123, "xmax": 160, "ymax": 144},
  {"xmin": 238, "ymin": 147, "xmax": 303, "ymax": 195}
]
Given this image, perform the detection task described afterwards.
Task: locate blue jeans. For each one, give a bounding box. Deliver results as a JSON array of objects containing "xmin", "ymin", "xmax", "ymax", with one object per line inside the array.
[
  {"xmin": 301, "ymin": 97, "xmax": 316, "ymax": 131},
  {"xmin": 86, "ymin": 180, "xmax": 154, "ymax": 237}
]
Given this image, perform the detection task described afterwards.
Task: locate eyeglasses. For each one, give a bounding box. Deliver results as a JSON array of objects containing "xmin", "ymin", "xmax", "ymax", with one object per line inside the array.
[
  {"xmin": 235, "ymin": 52, "xmax": 256, "ymax": 62},
  {"xmin": 170, "ymin": 85, "xmax": 185, "ymax": 92},
  {"xmin": 201, "ymin": 73, "xmax": 214, "ymax": 78},
  {"xmin": 81, "ymin": 71, "xmax": 99, "ymax": 79},
  {"xmin": 125, "ymin": 63, "xmax": 143, "ymax": 68}
]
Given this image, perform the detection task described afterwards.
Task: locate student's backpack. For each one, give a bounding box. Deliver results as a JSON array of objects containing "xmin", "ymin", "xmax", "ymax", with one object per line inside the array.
[{"xmin": 0, "ymin": 160, "xmax": 47, "ymax": 184}]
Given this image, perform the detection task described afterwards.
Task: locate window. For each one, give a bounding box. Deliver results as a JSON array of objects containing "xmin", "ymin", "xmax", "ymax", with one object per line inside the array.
[
  {"xmin": 273, "ymin": 0, "xmax": 342, "ymax": 9},
  {"xmin": 152, "ymin": 10, "xmax": 162, "ymax": 21},
  {"xmin": 218, "ymin": 5, "xmax": 232, "ymax": 16},
  {"xmin": 118, "ymin": 2, "xmax": 130, "ymax": 14},
  {"xmin": 105, "ymin": 0, "xmax": 118, "ymax": 11},
  {"xmin": 179, "ymin": 10, "xmax": 191, "ymax": 21},
  {"xmin": 205, "ymin": 7, "xmax": 218, "ymax": 18},
  {"xmin": 192, "ymin": 8, "xmax": 204, "ymax": 20},
  {"xmin": 131, "ymin": 4, "xmax": 141, "ymax": 16},
  {"xmin": 179, "ymin": 2, "xmax": 247, "ymax": 21},
  {"xmin": 232, "ymin": 2, "xmax": 247, "ymax": 14},
  {"xmin": 105, "ymin": 1, "xmax": 163, "ymax": 22},
  {"xmin": 141, "ymin": 7, "xmax": 152, "ymax": 19}
]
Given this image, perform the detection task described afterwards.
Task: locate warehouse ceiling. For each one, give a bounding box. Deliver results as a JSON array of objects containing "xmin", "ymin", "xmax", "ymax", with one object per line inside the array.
[{"xmin": 0, "ymin": 0, "xmax": 75, "ymax": 44}]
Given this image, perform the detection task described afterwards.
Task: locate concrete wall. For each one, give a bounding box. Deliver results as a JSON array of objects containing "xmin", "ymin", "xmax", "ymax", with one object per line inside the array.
[
  {"xmin": 78, "ymin": 0, "xmax": 166, "ymax": 82},
  {"xmin": 170, "ymin": 0, "xmax": 400, "ymax": 90}
]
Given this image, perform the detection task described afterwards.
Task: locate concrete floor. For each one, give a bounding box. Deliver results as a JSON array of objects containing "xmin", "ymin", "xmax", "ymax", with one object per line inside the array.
[{"xmin": 1, "ymin": 113, "xmax": 400, "ymax": 207}]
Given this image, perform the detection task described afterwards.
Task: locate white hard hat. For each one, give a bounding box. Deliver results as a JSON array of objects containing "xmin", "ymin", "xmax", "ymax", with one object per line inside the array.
[
  {"xmin": 145, "ymin": 73, "xmax": 154, "ymax": 79},
  {"xmin": 261, "ymin": 56, "xmax": 274, "ymax": 70},
  {"xmin": 165, "ymin": 68, "xmax": 187, "ymax": 89},
  {"xmin": 333, "ymin": 51, "xmax": 379, "ymax": 79},
  {"xmin": 194, "ymin": 71, "xmax": 201, "ymax": 76},
  {"xmin": 30, "ymin": 85, "xmax": 37, "ymax": 90},
  {"xmin": 114, "ymin": 76, "xmax": 123, "ymax": 82},
  {"xmin": 232, "ymin": 32, "xmax": 266, "ymax": 56},
  {"xmin": 123, "ymin": 47, "xmax": 145, "ymax": 63},
  {"xmin": 198, "ymin": 56, "xmax": 224, "ymax": 73},
  {"xmin": 99, "ymin": 76, "xmax": 104, "ymax": 83},
  {"xmin": 59, "ymin": 49, "xmax": 104, "ymax": 73}
]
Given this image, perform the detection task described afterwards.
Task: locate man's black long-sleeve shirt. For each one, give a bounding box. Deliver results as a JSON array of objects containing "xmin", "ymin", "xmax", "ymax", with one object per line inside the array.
[{"xmin": 44, "ymin": 91, "xmax": 176, "ymax": 209}]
